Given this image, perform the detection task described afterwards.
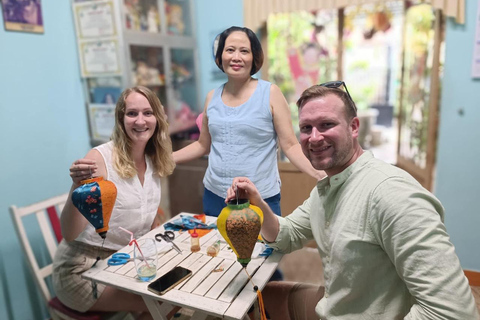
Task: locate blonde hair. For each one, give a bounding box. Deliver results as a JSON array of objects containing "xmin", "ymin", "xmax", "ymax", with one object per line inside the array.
[{"xmin": 110, "ymin": 86, "xmax": 175, "ymax": 178}]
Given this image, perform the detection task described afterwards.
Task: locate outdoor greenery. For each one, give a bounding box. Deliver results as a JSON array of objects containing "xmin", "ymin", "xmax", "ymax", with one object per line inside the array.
[
  {"xmin": 267, "ymin": 11, "xmax": 338, "ymax": 132},
  {"xmin": 267, "ymin": 11, "xmax": 316, "ymax": 100},
  {"xmin": 399, "ymin": 3, "xmax": 435, "ymax": 167}
]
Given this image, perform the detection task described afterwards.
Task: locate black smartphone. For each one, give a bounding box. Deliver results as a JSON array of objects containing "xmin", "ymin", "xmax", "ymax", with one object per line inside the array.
[{"xmin": 147, "ymin": 266, "xmax": 193, "ymax": 295}]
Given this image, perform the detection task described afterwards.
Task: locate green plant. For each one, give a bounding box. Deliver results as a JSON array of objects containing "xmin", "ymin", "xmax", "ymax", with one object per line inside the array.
[{"xmin": 268, "ymin": 11, "xmax": 338, "ymax": 135}]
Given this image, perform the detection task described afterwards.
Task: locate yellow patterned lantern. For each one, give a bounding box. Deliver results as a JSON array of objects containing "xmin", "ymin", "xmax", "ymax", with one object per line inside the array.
[
  {"xmin": 72, "ymin": 177, "xmax": 117, "ymax": 239},
  {"xmin": 217, "ymin": 199, "xmax": 263, "ymax": 267}
]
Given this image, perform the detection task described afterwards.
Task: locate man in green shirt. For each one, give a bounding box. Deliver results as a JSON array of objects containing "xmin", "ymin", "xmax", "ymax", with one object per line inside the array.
[{"xmin": 227, "ymin": 82, "xmax": 479, "ymax": 319}]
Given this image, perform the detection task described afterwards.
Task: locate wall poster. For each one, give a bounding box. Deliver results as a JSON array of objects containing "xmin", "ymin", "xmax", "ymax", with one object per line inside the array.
[{"xmin": 1, "ymin": 0, "xmax": 44, "ymax": 33}]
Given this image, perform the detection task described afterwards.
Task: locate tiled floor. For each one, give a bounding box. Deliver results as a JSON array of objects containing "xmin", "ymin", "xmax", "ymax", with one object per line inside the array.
[{"xmin": 367, "ymin": 122, "xmax": 398, "ymax": 165}]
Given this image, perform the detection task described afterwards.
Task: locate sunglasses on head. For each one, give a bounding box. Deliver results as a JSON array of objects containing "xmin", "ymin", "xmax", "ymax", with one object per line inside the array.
[{"xmin": 319, "ymin": 81, "xmax": 357, "ymax": 114}]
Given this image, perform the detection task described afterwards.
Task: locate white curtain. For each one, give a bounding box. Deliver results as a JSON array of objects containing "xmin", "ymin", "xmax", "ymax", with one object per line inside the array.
[{"xmin": 243, "ymin": 0, "xmax": 465, "ymax": 31}]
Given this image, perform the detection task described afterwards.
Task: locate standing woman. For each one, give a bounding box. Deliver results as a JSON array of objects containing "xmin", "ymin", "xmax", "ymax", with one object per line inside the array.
[
  {"xmin": 53, "ymin": 86, "xmax": 175, "ymax": 317},
  {"xmin": 174, "ymin": 26, "xmax": 324, "ymax": 217}
]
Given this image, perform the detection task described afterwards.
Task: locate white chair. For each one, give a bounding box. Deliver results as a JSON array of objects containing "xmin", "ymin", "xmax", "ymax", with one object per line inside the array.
[{"xmin": 10, "ymin": 193, "xmax": 128, "ymax": 320}]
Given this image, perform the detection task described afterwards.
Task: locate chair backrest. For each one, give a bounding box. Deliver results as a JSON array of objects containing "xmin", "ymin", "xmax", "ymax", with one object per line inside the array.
[{"xmin": 9, "ymin": 193, "xmax": 69, "ymax": 304}]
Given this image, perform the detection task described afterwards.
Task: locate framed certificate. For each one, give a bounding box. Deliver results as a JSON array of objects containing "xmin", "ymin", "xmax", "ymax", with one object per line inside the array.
[
  {"xmin": 79, "ymin": 39, "xmax": 121, "ymax": 77},
  {"xmin": 73, "ymin": 0, "xmax": 116, "ymax": 39},
  {"xmin": 88, "ymin": 103, "xmax": 115, "ymax": 140}
]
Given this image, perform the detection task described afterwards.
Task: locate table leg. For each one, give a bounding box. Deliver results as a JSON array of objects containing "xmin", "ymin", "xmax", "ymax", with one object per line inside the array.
[
  {"xmin": 189, "ymin": 311, "xmax": 209, "ymax": 320},
  {"xmin": 142, "ymin": 296, "xmax": 174, "ymax": 320}
]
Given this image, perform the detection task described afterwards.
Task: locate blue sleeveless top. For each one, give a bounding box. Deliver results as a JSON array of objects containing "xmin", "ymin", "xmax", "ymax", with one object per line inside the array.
[{"xmin": 204, "ymin": 79, "xmax": 280, "ymax": 198}]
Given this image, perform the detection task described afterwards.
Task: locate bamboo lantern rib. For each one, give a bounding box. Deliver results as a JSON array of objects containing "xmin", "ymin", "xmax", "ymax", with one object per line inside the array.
[
  {"xmin": 272, "ymin": 0, "xmax": 279, "ymax": 14},
  {"xmin": 243, "ymin": 0, "xmax": 465, "ymax": 31},
  {"xmin": 296, "ymin": 0, "xmax": 304, "ymax": 12}
]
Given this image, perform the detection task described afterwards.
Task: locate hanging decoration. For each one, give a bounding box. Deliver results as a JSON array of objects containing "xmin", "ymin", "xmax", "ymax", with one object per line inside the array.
[
  {"xmin": 217, "ymin": 198, "xmax": 263, "ymax": 267},
  {"xmin": 72, "ymin": 177, "xmax": 117, "ymax": 239},
  {"xmin": 217, "ymin": 197, "xmax": 267, "ymax": 320}
]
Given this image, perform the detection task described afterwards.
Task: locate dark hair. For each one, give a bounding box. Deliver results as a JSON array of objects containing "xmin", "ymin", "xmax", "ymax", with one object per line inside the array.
[
  {"xmin": 214, "ymin": 26, "xmax": 264, "ymax": 75},
  {"xmin": 296, "ymin": 85, "xmax": 357, "ymax": 120}
]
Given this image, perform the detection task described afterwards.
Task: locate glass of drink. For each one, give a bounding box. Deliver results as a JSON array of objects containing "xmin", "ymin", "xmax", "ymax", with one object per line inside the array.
[{"xmin": 134, "ymin": 238, "xmax": 157, "ymax": 281}]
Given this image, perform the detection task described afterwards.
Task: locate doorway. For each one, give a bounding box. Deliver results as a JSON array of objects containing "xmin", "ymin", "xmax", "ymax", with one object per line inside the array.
[{"xmin": 267, "ymin": 1, "xmax": 444, "ymax": 190}]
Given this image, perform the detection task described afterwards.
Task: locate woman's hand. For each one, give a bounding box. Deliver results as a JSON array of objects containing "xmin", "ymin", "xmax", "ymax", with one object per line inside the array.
[
  {"xmin": 225, "ymin": 177, "xmax": 263, "ymax": 207},
  {"xmin": 315, "ymin": 170, "xmax": 327, "ymax": 181},
  {"xmin": 150, "ymin": 208, "xmax": 165, "ymax": 230},
  {"xmin": 69, "ymin": 159, "xmax": 97, "ymax": 185}
]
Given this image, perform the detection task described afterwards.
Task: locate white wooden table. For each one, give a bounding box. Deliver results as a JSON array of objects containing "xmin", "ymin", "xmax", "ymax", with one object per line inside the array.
[{"xmin": 82, "ymin": 213, "xmax": 282, "ymax": 320}]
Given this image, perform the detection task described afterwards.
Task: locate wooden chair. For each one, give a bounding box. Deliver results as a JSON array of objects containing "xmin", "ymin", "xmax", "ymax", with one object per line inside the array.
[{"xmin": 9, "ymin": 193, "xmax": 128, "ymax": 320}]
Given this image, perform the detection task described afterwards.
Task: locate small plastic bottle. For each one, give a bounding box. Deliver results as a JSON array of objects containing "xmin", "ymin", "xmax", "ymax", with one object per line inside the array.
[
  {"xmin": 190, "ymin": 229, "xmax": 200, "ymax": 252},
  {"xmin": 207, "ymin": 240, "xmax": 221, "ymax": 257}
]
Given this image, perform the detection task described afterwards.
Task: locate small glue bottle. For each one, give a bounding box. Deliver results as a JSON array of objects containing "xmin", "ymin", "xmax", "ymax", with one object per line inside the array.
[
  {"xmin": 207, "ymin": 240, "xmax": 221, "ymax": 257},
  {"xmin": 190, "ymin": 229, "xmax": 200, "ymax": 252}
]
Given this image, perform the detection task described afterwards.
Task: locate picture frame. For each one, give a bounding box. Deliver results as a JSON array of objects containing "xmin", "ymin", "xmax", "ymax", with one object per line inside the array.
[
  {"xmin": 88, "ymin": 103, "xmax": 115, "ymax": 140},
  {"xmin": 91, "ymin": 86, "xmax": 121, "ymax": 104},
  {"xmin": 73, "ymin": 0, "xmax": 116, "ymax": 39},
  {"xmin": 1, "ymin": 0, "xmax": 44, "ymax": 34},
  {"xmin": 79, "ymin": 39, "xmax": 121, "ymax": 77}
]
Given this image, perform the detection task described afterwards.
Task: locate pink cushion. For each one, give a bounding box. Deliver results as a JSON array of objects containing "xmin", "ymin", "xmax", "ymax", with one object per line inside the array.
[{"xmin": 48, "ymin": 297, "xmax": 115, "ymax": 320}]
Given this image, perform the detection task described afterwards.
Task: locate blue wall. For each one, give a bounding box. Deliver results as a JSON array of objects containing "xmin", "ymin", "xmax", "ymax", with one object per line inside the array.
[
  {"xmin": 0, "ymin": 1, "xmax": 478, "ymax": 319},
  {"xmin": 0, "ymin": 2, "xmax": 90, "ymax": 319},
  {"xmin": 193, "ymin": 0, "xmax": 243, "ymax": 101},
  {"xmin": 435, "ymin": 1, "xmax": 480, "ymax": 272}
]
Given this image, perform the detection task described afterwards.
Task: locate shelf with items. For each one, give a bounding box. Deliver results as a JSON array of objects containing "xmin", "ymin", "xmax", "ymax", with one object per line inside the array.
[
  {"xmin": 123, "ymin": 0, "xmax": 193, "ymax": 36},
  {"xmin": 165, "ymin": 0, "xmax": 193, "ymax": 37},
  {"xmin": 72, "ymin": 0, "xmax": 201, "ymax": 146},
  {"xmin": 127, "ymin": 44, "xmax": 199, "ymax": 136},
  {"xmin": 129, "ymin": 44, "xmax": 168, "ymax": 106}
]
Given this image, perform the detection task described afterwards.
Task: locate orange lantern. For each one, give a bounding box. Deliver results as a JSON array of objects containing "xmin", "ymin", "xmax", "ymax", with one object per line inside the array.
[{"xmin": 72, "ymin": 177, "xmax": 117, "ymax": 239}]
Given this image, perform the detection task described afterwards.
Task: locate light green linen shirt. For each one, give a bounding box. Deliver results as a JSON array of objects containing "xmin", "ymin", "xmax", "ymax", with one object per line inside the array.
[{"xmin": 269, "ymin": 151, "xmax": 479, "ymax": 320}]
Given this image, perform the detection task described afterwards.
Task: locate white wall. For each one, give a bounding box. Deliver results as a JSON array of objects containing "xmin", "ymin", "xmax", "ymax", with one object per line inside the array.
[{"xmin": 435, "ymin": 1, "xmax": 480, "ymax": 271}]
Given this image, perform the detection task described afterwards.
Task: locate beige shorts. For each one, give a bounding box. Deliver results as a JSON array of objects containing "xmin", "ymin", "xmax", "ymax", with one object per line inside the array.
[{"xmin": 52, "ymin": 240, "xmax": 115, "ymax": 312}]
